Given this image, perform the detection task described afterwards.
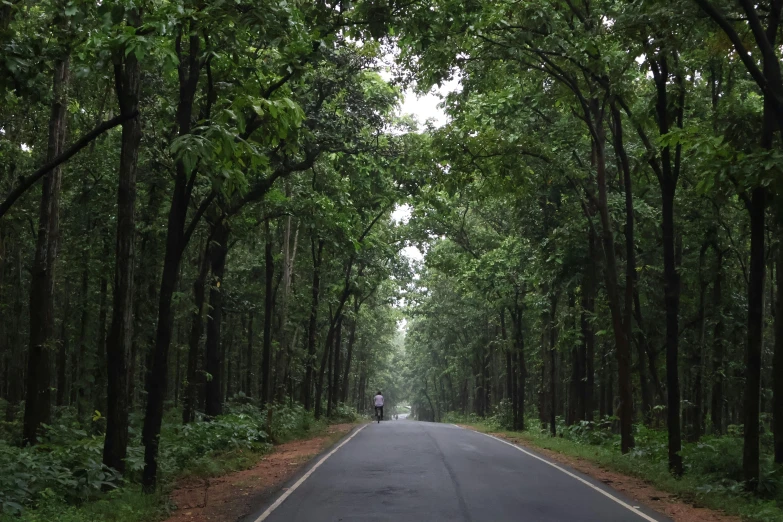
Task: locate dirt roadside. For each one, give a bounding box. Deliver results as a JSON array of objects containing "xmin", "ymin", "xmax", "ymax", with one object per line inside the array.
[
  {"xmin": 458, "ymin": 426, "xmax": 740, "ymax": 522},
  {"xmin": 165, "ymin": 423, "xmax": 357, "ymax": 522}
]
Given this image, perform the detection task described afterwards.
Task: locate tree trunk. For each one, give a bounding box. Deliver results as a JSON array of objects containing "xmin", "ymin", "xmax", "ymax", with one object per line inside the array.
[
  {"xmin": 591, "ymin": 102, "xmax": 634, "ymax": 453},
  {"xmin": 261, "ymin": 220, "xmax": 274, "ymax": 406},
  {"xmin": 774, "ymin": 217, "xmax": 783, "ymax": 464},
  {"xmin": 341, "ymin": 297, "xmax": 360, "ymax": 403},
  {"xmin": 612, "ymin": 104, "xmax": 648, "ymax": 428},
  {"xmin": 76, "ymin": 233, "xmax": 91, "ymax": 420},
  {"xmin": 103, "ymin": 45, "xmax": 141, "ymax": 474},
  {"xmin": 743, "ymin": 187, "xmax": 766, "ymax": 486},
  {"xmin": 246, "ymin": 311, "xmax": 254, "ymax": 397},
  {"xmin": 548, "ymin": 293, "xmax": 557, "ymax": 436},
  {"xmin": 512, "ymin": 300, "xmax": 526, "ymax": 431},
  {"xmin": 204, "ymin": 219, "xmax": 229, "ymax": 418},
  {"xmin": 23, "ymin": 56, "xmax": 69, "ymax": 445},
  {"xmin": 94, "ymin": 237, "xmax": 110, "ymax": 419},
  {"xmin": 141, "ymin": 28, "xmax": 202, "ymax": 491},
  {"xmin": 315, "ymin": 320, "xmax": 334, "ymax": 419},
  {"xmin": 303, "ymin": 238, "xmax": 324, "ymax": 410},
  {"xmin": 501, "ymin": 309, "xmax": 512, "ymax": 406},
  {"xmin": 331, "ymin": 315, "xmax": 344, "ymax": 411},
  {"xmin": 711, "ymin": 248, "xmax": 725, "ymax": 434},
  {"xmin": 584, "ymin": 229, "xmax": 596, "ymax": 421},
  {"xmin": 183, "ymin": 238, "xmax": 211, "ymax": 424},
  {"xmin": 56, "ymin": 290, "xmax": 70, "ymax": 407}
]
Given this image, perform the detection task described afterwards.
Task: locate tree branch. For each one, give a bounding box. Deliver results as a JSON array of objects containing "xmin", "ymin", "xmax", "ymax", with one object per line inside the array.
[{"xmin": 0, "ymin": 110, "xmax": 139, "ymax": 220}]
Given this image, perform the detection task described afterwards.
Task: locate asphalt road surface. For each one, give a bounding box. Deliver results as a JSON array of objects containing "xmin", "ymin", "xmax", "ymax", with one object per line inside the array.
[{"xmin": 252, "ymin": 421, "xmax": 669, "ymax": 522}]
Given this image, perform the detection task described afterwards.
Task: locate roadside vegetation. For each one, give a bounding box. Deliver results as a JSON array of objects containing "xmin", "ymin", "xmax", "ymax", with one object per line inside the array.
[{"xmin": 0, "ymin": 402, "xmax": 359, "ymax": 521}]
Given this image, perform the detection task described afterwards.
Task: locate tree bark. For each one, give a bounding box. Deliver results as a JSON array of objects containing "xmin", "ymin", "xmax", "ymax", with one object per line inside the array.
[
  {"xmin": 591, "ymin": 101, "xmax": 634, "ymax": 453},
  {"xmin": 330, "ymin": 315, "xmax": 343, "ymax": 411},
  {"xmin": 23, "ymin": 56, "xmax": 69, "ymax": 445},
  {"xmin": 56, "ymin": 290, "xmax": 70, "ymax": 407},
  {"xmin": 261, "ymin": 220, "xmax": 274, "ymax": 406},
  {"xmin": 94, "ymin": 236, "xmax": 110, "ymax": 419},
  {"xmin": 743, "ymin": 187, "xmax": 766, "ymax": 486},
  {"xmin": 340, "ymin": 297, "xmax": 360, "ymax": 403},
  {"xmin": 303, "ymin": 238, "xmax": 324, "ymax": 410},
  {"xmin": 183, "ymin": 237, "xmax": 211, "ymax": 424},
  {"xmin": 548, "ymin": 293, "xmax": 557, "ymax": 436},
  {"xmin": 204, "ymin": 219, "xmax": 229, "ymax": 418},
  {"xmin": 103, "ymin": 40, "xmax": 141, "ymax": 474},
  {"xmin": 141, "ymin": 28, "xmax": 202, "ymax": 491},
  {"xmin": 774, "ymin": 217, "xmax": 783, "ymax": 464},
  {"xmin": 245, "ymin": 311, "xmax": 254, "ymax": 397},
  {"xmin": 711, "ymin": 248, "xmax": 725, "ymax": 434}
]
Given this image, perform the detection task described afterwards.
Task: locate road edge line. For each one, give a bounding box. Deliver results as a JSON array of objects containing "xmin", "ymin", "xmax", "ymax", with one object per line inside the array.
[
  {"xmin": 461, "ymin": 427, "xmax": 659, "ymax": 522},
  {"xmin": 252, "ymin": 424, "xmax": 367, "ymax": 522}
]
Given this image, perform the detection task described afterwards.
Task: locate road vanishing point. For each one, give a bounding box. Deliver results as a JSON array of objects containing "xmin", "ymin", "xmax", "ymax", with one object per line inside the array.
[{"xmin": 250, "ymin": 421, "xmax": 670, "ymax": 522}]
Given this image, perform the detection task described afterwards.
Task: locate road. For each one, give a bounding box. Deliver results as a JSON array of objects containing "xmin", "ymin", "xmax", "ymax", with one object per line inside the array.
[{"xmin": 252, "ymin": 421, "xmax": 669, "ymax": 522}]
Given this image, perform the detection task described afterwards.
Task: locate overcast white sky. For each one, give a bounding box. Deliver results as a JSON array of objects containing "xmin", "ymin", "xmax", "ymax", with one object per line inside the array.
[{"xmin": 384, "ymin": 60, "xmax": 460, "ymax": 265}]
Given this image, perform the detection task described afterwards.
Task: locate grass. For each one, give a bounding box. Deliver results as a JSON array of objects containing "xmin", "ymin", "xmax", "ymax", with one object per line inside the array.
[{"xmin": 456, "ymin": 419, "xmax": 783, "ymax": 522}]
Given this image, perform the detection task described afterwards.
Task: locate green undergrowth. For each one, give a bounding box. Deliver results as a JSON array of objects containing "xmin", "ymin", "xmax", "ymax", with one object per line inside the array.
[
  {"xmin": 445, "ymin": 404, "xmax": 783, "ymax": 522},
  {"xmin": 0, "ymin": 400, "xmax": 360, "ymax": 522}
]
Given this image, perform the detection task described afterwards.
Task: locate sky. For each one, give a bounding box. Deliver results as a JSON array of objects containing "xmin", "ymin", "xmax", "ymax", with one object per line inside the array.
[{"xmin": 384, "ymin": 60, "xmax": 459, "ymax": 265}]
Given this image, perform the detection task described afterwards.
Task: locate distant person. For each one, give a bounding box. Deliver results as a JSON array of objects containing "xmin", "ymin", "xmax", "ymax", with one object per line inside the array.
[{"xmin": 374, "ymin": 391, "xmax": 384, "ymax": 421}]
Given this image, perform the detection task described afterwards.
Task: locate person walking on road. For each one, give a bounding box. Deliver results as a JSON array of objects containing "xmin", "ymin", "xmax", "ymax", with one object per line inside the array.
[{"xmin": 374, "ymin": 391, "xmax": 384, "ymax": 422}]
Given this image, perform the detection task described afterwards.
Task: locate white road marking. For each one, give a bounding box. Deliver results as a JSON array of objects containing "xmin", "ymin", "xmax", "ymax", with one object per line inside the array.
[
  {"xmin": 252, "ymin": 424, "xmax": 367, "ymax": 522},
  {"xmin": 464, "ymin": 428, "xmax": 660, "ymax": 522}
]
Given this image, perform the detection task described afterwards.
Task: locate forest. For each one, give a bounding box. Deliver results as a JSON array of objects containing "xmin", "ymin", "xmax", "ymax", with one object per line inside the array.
[{"xmin": 1, "ymin": 0, "xmax": 783, "ymax": 519}]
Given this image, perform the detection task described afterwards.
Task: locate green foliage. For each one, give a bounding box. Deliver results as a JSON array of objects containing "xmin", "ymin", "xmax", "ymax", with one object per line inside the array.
[
  {"xmin": 0, "ymin": 425, "xmax": 122, "ymax": 515},
  {"xmin": 157, "ymin": 412, "xmax": 270, "ymax": 475},
  {"xmin": 0, "ymin": 403, "xmax": 342, "ymax": 516}
]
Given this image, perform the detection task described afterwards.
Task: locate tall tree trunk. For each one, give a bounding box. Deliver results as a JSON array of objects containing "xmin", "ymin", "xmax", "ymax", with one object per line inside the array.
[
  {"xmin": 584, "ymin": 229, "xmax": 596, "ymax": 421},
  {"xmin": 94, "ymin": 237, "xmax": 110, "ymax": 419},
  {"xmin": 512, "ymin": 299, "xmax": 526, "ymax": 431},
  {"xmin": 104, "ymin": 40, "xmax": 141, "ymax": 474},
  {"xmin": 612, "ymin": 104, "xmax": 649, "ymax": 427},
  {"xmin": 56, "ymin": 290, "xmax": 70, "ymax": 407},
  {"xmin": 23, "ymin": 56, "xmax": 69, "ymax": 445},
  {"xmin": 141, "ymin": 28, "xmax": 202, "ymax": 491},
  {"xmin": 225, "ymin": 319, "xmax": 233, "ymax": 401},
  {"xmin": 340, "ymin": 297, "xmax": 359, "ymax": 403},
  {"xmin": 315, "ymin": 319, "xmax": 334, "ymax": 419},
  {"xmin": 4, "ymin": 248, "xmax": 24, "ymax": 422},
  {"xmin": 204, "ymin": 219, "xmax": 229, "ymax": 418},
  {"xmin": 774, "ymin": 216, "xmax": 783, "ymax": 464},
  {"xmin": 501, "ymin": 309, "xmax": 512, "ymax": 407},
  {"xmin": 76, "ymin": 235, "xmax": 91, "ymax": 420},
  {"xmin": 743, "ymin": 187, "xmax": 766, "ymax": 486},
  {"xmin": 548, "ymin": 293, "xmax": 557, "ymax": 436},
  {"xmin": 711, "ymin": 248, "xmax": 725, "ymax": 434},
  {"xmin": 662, "ymin": 180, "xmax": 682, "ymax": 472},
  {"xmin": 261, "ymin": 220, "xmax": 274, "ymax": 406},
  {"xmin": 183, "ymin": 237, "xmax": 211, "ymax": 424},
  {"xmin": 303, "ymin": 238, "xmax": 323, "ymax": 410},
  {"xmin": 245, "ymin": 311, "xmax": 254, "ymax": 397},
  {"xmin": 330, "ymin": 314, "xmax": 343, "ymax": 411},
  {"xmin": 591, "ymin": 101, "xmax": 634, "ymax": 453}
]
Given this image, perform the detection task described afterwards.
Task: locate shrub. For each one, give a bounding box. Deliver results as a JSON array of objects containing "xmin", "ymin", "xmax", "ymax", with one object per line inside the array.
[
  {"xmin": 159, "ymin": 412, "xmax": 270, "ymax": 474},
  {"xmin": 681, "ymin": 435, "xmax": 745, "ymax": 482},
  {"xmin": 0, "ymin": 426, "xmax": 122, "ymax": 515}
]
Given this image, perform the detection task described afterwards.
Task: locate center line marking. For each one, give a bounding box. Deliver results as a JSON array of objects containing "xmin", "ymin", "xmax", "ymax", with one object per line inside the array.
[{"xmin": 253, "ymin": 424, "xmax": 367, "ymax": 522}]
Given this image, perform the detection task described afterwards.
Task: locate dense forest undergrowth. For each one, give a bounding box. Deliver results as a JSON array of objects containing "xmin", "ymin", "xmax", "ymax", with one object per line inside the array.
[{"xmin": 3, "ymin": 0, "xmax": 783, "ymax": 519}]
